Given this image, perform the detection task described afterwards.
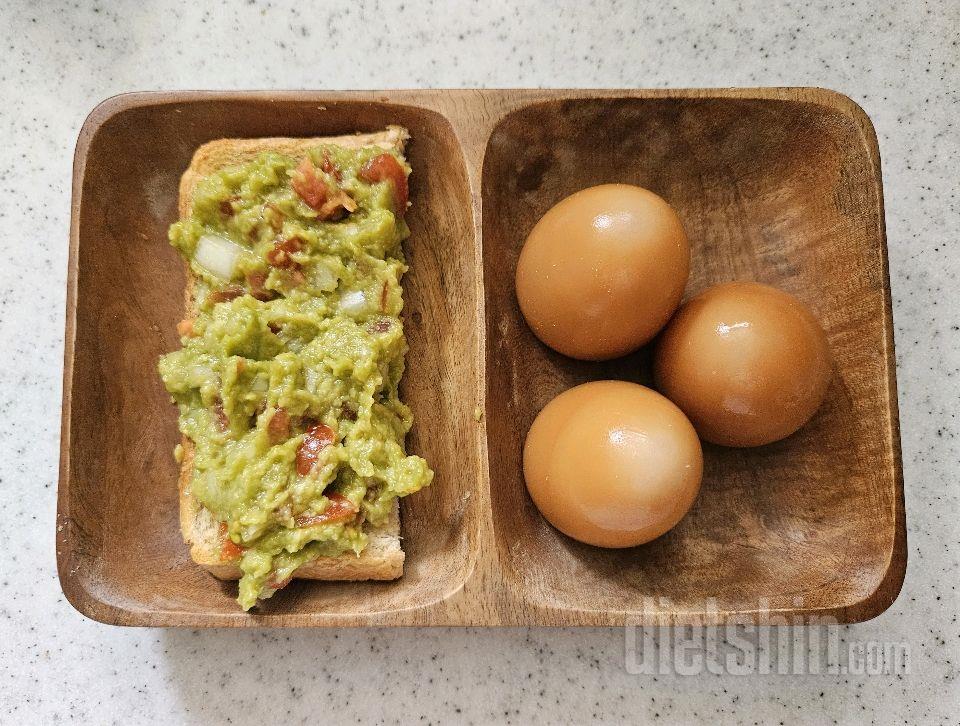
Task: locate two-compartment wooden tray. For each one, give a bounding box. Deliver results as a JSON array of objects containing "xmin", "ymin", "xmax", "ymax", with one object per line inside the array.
[{"xmin": 58, "ymin": 89, "xmax": 905, "ymax": 627}]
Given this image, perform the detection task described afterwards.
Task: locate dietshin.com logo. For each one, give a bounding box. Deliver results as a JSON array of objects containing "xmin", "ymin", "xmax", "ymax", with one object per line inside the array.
[{"xmin": 624, "ymin": 598, "xmax": 909, "ymax": 676}]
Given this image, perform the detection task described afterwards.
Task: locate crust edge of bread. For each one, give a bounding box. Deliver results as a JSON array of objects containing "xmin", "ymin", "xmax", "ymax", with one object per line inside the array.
[{"xmin": 175, "ymin": 126, "xmax": 410, "ymax": 582}]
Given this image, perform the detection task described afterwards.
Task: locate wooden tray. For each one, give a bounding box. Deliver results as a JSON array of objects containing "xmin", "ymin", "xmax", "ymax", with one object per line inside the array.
[{"xmin": 58, "ymin": 89, "xmax": 905, "ymax": 627}]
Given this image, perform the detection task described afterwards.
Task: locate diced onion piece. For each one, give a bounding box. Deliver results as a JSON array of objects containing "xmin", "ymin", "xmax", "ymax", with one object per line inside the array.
[
  {"xmin": 194, "ymin": 234, "xmax": 244, "ymax": 280},
  {"xmin": 312, "ymin": 263, "xmax": 337, "ymax": 292},
  {"xmin": 338, "ymin": 290, "xmax": 368, "ymax": 316},
  {"xmin": 187, "ymin": 364, "xmax": 215, "ymax": 388}
]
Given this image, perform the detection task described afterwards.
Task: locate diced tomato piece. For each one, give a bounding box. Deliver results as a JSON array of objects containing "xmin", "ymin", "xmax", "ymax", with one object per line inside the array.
[
  {"xmin": 213, "ymin": 399, "xmax": 229, "ymax": 433},
  {"xmin": 320, "ymin": 151, "xmax": 343, "ymax": 182},
  {"xmin": 287, "ymin": 268, "xmax": 306, "ymax": 287},
  {"xmin": 265, "ymin": 236, "xmax": 304, "ymax": 268},
  {"xmin": 264, "ymin": 248, "xmax": 286, "ymax": 267},
  {"xmin": 265, "ymin": 202, "xmax": 285, "ymax": 231},
  {"xmin": 292, "ymin": 157, "xmax": 330, "ymax": 210},
  {"xmin": 221, "ymin": 539, "xmax": 244, "ymax": 561},
  {"xmin": 266, "ymin": 574, "xmax": 292, "ymax": 591},
  {"xmin": 206, "ymin": 285, "xmax": 244, "ymax": 305},
  {"xmin": 292, "ymin": 157, "xmax": 356, "ymax": 220},
  {"xmin": 267, "ymin": 408, "xmax": 290, "ymax": 444},
  {"xmin": 245, "ymin": 270, "xmax": 274, "ymax": 301},
  {"xmin": 359, "ymin": 153, "xmax": 408, "ymax": 214},
  {"xmin": 218, "ymin": 522, "xmax": 245, "ymax": 561},
  {"xmin": 332, "ymin": 190, "xmax": 358, "ymax": 217},
  {"xmin": 267, "ymin": 407, "xmax": 290, "ymax": 444},
  {"xmin": 294, "ymin": 493, "xmax": 358, "ymax": 527},
  {"xmin": 219, "ymin": 196, "xmax": 240, "ymax": 216},
  {"xmin": 295, "ymin": 422, "xmax": 335, "ymax": 475}
]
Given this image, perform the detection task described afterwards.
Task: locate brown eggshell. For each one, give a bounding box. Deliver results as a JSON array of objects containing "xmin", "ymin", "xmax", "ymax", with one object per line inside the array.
[
  {"xmin": 523, "ymin": 381, "xmax": 703, "ymax": 548},
  {"xmin": 515, "ymin": 184, "xmax": 689, "ymax": 361},
  {"xmin": 653, "ymin": 281, "xmax": 833, "ymax": 447}
]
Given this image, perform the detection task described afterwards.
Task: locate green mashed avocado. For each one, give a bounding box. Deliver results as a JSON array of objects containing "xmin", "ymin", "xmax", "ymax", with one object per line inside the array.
[{"xmin": 158, "ymin": 142, "xmax": 433, "ymax": 610}]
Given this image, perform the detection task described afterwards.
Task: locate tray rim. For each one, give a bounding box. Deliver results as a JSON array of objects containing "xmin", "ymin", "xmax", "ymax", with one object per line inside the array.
[{"xmin": 58, "ymin": 87, "xmax": 906, "ymax": 628}]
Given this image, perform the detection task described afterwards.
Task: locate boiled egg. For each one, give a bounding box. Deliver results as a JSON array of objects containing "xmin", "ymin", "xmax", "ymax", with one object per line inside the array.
[
  {"xmin": 653, "ymin": 281, "xmax": 832, "ymax": 447},
  {"xmin": 523, "ymin": 381, "xmax": 703, "ymax": 548},
  {"xmin": 515, "ymin": 184, "xmax": 689, "ymax": 360}
]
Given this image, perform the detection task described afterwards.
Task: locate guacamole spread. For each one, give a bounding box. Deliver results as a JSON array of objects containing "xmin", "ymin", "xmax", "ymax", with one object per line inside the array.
[{"xmin": 158, "ymin": 141, "xmax": 433, "ymax": 610}]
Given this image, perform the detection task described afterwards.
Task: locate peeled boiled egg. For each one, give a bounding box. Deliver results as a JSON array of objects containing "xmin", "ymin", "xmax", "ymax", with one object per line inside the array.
[
  {"xmin": 523, "ymin": 381, "xmax": 703, "ymax": 548},
  {"xmin": 515, "ymin": 184, "xmax": 690, "ymax": 360},
  {"xmin": 653, "ymin": 281, "xmax": 833, "ymax": 447}
]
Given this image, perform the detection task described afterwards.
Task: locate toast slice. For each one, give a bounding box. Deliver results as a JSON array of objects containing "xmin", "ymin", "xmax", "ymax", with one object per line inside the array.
[{"xmin": 176, "ymin": 127, "xmax": 410, "ymax": 582}]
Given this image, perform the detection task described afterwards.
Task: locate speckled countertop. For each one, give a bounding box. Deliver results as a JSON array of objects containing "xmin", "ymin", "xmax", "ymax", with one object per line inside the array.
[{"xmin": 1, "ymin": 1, "xmax": 957, "ymax": 723}]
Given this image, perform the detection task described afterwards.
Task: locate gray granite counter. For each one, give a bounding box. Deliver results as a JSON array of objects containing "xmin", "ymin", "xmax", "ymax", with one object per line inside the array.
[{"xmin": 0, "ymin": 0, "xmax": 957, "ymax": 722}]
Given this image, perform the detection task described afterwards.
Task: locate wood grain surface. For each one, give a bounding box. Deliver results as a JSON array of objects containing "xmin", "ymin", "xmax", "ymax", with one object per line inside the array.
[{"xmin": 58, "ymin": 88, "xmax": 905, "ymax": 627}]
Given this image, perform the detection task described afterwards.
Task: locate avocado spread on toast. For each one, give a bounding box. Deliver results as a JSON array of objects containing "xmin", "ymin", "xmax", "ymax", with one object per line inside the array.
[{"xmin": 158, "ymin": 143, "xmax": 432, "ymax": 610}]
